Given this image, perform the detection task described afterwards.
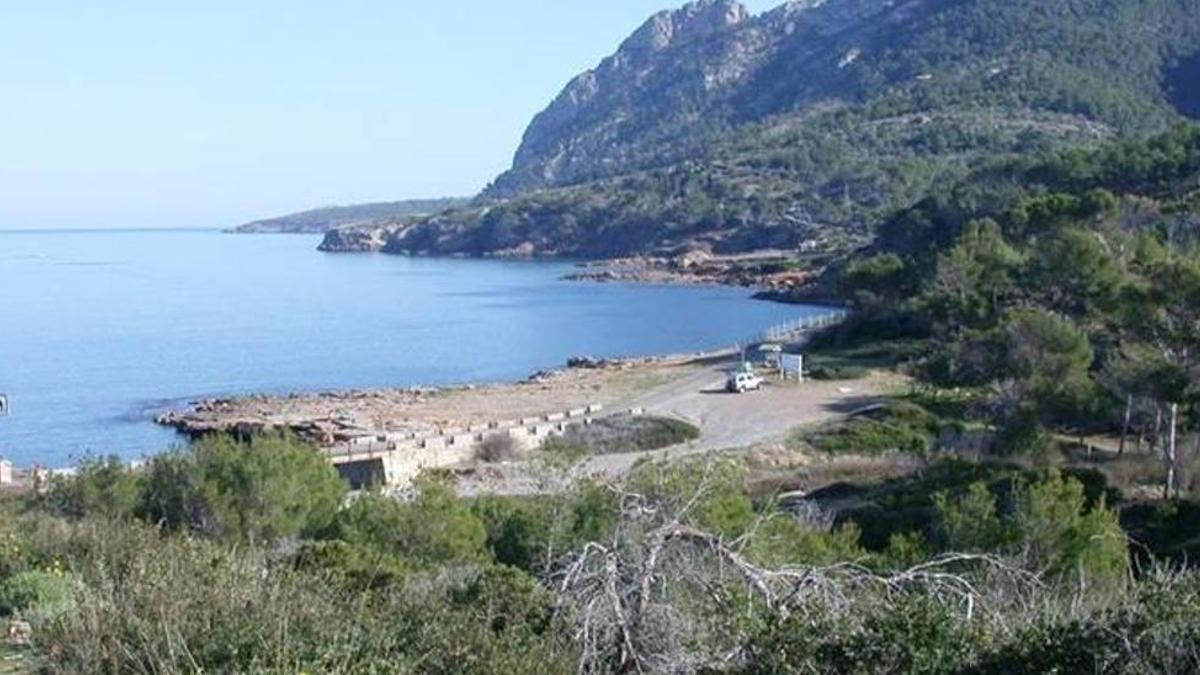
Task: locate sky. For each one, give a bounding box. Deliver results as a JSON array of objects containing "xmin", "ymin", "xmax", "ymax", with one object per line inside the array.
[{"xmin": 0, "ymin": 1, "xmax": 777, "ymax": 230}]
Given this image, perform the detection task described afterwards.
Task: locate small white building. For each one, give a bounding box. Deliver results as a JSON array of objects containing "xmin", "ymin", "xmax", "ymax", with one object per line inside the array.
[{"xmin": 0, "ymin": 459, "xmax": 12, "ymax": 486}]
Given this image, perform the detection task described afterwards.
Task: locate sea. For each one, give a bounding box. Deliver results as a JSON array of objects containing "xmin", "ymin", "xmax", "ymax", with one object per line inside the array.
[{"xmin": 0, "ymin": 229, "xmax": 828, "ymax": 467}]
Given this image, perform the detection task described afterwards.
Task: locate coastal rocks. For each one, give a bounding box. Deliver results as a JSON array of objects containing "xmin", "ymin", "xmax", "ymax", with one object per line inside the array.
[
  {"xmin": 562, "ymin": 251, "xmax": 822, "ymax": 299},
  {"xmin": 155, "ymin": 388, "xmax": 435, "ymax": 444},
  {"xmin": 318, "ymin": 225, "xmax": 400, "ymax": 252},
  {"xmin": 566, "ymin": 356, "xmax": 610, "ymax": 370},
  {"xmin": 567, "ymin": 355, "xmax": 674, "ymax": 371},
  {"xmin": 525, "ymin": 368, "xmax": 568, "ymax": 384}
]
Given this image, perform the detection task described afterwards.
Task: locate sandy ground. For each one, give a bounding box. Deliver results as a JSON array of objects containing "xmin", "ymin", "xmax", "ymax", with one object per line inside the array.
[{"xmin": 454, "ymin": 363, "xmax": 904, "ymax": 495}]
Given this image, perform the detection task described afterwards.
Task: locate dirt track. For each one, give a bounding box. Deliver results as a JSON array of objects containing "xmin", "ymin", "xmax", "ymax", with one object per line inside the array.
[{"xmin": 570, "ymin": 362, "xmax": 900, "ymax": 479}]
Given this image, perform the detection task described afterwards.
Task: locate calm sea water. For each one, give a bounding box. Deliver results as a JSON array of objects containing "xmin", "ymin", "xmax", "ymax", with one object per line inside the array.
[{"xmin": 0, "ymin": 229, "xmax": 824, "ymax": 467}]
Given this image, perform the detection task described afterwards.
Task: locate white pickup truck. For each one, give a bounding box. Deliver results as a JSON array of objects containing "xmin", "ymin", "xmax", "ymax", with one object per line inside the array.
[{"xmin": 725, "ymin": 371, "xmax": 764, "ymax": 393}]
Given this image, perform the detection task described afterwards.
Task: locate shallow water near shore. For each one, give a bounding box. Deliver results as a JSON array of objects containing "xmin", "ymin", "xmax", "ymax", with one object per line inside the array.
[{"xmin": 0, "ymin": 229, "xmax": 827, "ymax": 467}]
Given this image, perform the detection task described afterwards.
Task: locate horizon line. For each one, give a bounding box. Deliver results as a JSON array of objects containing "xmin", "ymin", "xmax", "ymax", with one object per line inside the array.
[{"xmin": 0, "ymin": 226, "xmax": 228, "ymax": 234}]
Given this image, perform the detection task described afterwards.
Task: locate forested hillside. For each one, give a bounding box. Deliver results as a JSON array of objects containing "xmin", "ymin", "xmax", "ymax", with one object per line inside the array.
[
  {"xmin": 234, "ymin": 197, "xmax": 467, "ymax": 234},
  {"xmin": 323, "ymin": 0, "xmax": 1200, "ymax": 258},
  {"xmin": 830, "ymin": 125, "xmax": 1200, "ymax": 493}
]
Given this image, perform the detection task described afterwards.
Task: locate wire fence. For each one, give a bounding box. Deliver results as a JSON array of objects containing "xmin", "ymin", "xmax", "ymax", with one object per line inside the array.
[{"xmin": 750, "ymin": 309, "xmax": 849, "ymax": 345}]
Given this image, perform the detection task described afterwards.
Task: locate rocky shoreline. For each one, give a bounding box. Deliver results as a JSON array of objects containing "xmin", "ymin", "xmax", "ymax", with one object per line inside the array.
[
  {"xmin": 154, "ymin": 352, "xmax": 717, "ymax": 449},
  {"xmin": 561, "ymin": 251, "xmax": 837, "ymax": 304}
]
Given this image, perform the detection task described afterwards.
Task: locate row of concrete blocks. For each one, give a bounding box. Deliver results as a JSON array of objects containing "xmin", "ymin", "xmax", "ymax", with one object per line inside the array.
[
  {"xmin": 341, "ymin": 403, "xmax": 607, "ymax": 454},
  {"xmin": 329, "ymin": 405, "xmax": 647, "ymax": 485},
  {"xmin": 333, "ymin": 420, "xmax": 578, "ymax": 485}
]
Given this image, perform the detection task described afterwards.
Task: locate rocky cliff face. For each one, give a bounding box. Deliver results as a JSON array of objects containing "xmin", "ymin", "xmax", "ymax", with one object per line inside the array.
[
  {"xmin": 324, "ymin": 0, "xmax": 1200, "ymax": 258},
  {"xmin": 487, "ymin": 0, "xmax": 907, "ymax": 194},
  {"xmin": 318, "ymin": 225, "xmax": 394, "ymax": 252}
]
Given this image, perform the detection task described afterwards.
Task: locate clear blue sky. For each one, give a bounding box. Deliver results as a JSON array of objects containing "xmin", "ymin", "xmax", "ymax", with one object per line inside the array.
[{"xmin": 0, "ymin": 1, "xmax": 777, "ymax": 230}]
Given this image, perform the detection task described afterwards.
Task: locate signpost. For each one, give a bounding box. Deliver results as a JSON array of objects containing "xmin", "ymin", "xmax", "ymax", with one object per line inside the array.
[{"xmin": 781, "ymin": 354, "xmax": 804, "ymax": 382}]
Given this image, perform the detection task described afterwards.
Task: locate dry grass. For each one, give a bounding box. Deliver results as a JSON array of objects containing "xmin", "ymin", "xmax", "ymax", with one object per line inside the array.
[{"xmin": 747, "ymin": 452, "xmax": 925, "ymax": 500}]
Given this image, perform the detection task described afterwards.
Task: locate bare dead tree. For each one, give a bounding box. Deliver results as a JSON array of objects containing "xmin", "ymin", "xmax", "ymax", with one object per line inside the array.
[{"xmin": 550, "ymin": 464, "xmax": 1046, "ymax": 674}]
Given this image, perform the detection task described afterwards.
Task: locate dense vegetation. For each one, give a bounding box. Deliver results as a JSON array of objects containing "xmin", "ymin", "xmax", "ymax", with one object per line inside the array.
[
  {"xmin": 815, "ymin": 125, "xmax": 1200, "ymax": 507},
  {"xmin": 4, "ymin": 433, "xmax": 1200, "ymax": 673}
]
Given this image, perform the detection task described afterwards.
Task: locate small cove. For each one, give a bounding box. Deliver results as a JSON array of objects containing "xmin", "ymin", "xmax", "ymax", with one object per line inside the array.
[{"xmin": 0, "ymin": 229, "xmax": 828, "ymax": 467}]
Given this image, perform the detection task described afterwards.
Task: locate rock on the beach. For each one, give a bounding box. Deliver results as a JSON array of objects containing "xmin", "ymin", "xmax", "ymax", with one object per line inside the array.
[{"xmin": 567, "ymin": 356, "xmax": 607, "ymax": 369}]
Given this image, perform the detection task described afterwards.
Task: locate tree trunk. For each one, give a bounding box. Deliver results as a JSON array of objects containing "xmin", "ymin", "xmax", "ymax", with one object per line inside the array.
[
  {"xmin": 1165, "ymin": 403, "xmax": 1179, "ymax": 500},
  {"xmin": 1118, "ymin": 394, "xmax": 1133, "ymax": 456},
  {"xmin": 1150, "ymin": 405, "xmax": 1164, "ymax": 456}
]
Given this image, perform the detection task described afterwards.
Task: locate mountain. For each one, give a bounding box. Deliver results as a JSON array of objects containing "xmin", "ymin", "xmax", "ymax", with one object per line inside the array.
[
  {"xmin": 234, "ymin": 198, "xmax": 467, "ymax": 234},
  {"xmin": 322, "ymin": 0, "xmax": 1200, "ymax": 258}
]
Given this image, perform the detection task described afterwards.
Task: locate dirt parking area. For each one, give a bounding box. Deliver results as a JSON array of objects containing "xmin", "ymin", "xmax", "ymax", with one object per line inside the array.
[
  {"xmin": 454, "ymin": 361, "xmax": 905, "ymax": 495},
  {"xmin": 570, "ymin": 362, "xmax": 903, "ymax": 479}
]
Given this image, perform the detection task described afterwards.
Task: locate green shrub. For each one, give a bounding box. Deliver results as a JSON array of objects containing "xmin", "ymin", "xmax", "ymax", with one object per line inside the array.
[
  {"xmin": 1120, "ymin": 500, "xmax": 1200, "ymax": 563},
  {"xmin": 628, "ymin": 458, "xmax": 756, "ymax": 538},
  {"xmin": 136, "ymin": 434, "xmax": 347, "ymax": 544},
  {"xmin": 548, "ymin": 415, "xmax": 700, "ymax": 457},
  {"xmin": 818, "ymin": 459, "xmax": 1120, "ymax": 554},
  {"xmin": 561, "ymin": 480, "xmax": 621, "ymax": 546},
  {"xmin": 30, "ymin": 518, "xmax": 575, "ymax": 674},
  {"xmin": 993, "ymin": 406, "xmax": 1054, "ymax": 458},
  {"xmin": 471, "ymin": 495, "xmax": 555, "ymax": 572},
  {"xmin": 134, "ymin": 449, "xmax": 208, "ymax": 532},
  {"xmin": 745, "ymin": 516, "xmax": 865, "ymax": 567},
  {"xmin": 972, "ymin": 572, "xmax": 1200, "ymax": 674},
  {"xmin": 324, "ymin": 480, "xmax": 489, "ymax": 568},
  {"xmin": 0, "ymin": 570, "xmax": 76, "ymax": 622},
  {"xmin": 538, "ymin": 435, "xmax": 590, "ymax": 468},
  {"xmin": 743, "ymin": 592, "xmax": 982, "ymax": 674},
  {"xmin": 808, "ymin": 364, "xmax": 870, "ymax": 381},
  {"xmin": 810, "ymin": 418, "xmax": 930, "ymax": 455},
  {"xmin": 806, "ymin": 402, "xmax": 942, "ymax": 456},
  {"xmin": 936, "ymin": 472, "xmax": 1128, "ymax": 587},
  {"xmin": 40, "ymin": 456, "xmax": 139, "ymax": 521}
]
